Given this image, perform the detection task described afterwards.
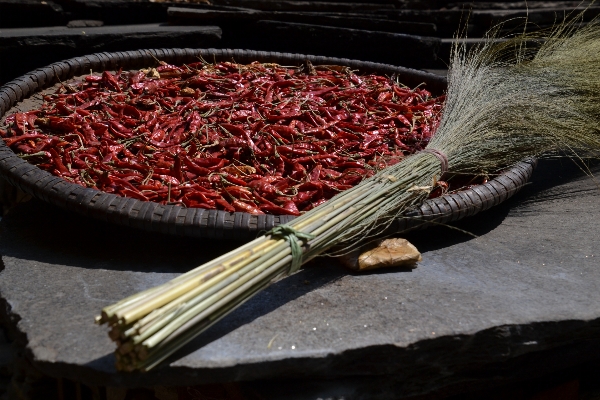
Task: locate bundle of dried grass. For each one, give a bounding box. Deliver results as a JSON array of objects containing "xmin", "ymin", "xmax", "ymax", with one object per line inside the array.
[{"xmin": 97, "ymin": 17, "xmax": 600, "ymax": 371}]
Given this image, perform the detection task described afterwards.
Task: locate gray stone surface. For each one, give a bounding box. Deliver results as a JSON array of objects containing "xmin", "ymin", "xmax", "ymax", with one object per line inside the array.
[
  {"xmin": 0, "ymin": 159, "xmax": 600, "ymax": 396},
  {"xmin": 0, "ymin": 23, "xmax": 221, "ymax": 41}
]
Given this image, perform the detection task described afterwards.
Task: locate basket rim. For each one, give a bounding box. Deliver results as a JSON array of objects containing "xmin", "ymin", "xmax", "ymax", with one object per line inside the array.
[{"xmin": 0, "ymin": 48, "xmax": 535, "ymax": 240}]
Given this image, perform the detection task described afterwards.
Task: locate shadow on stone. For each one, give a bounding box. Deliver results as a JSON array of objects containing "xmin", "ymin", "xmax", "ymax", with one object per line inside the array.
[
  {"xmin": 0, "ymin": 198, "xmax": 242, "ymax": 274},
  {"xmin": 1, "ymin": 158, "xmax": 595, "ymax": 275},
  {"xmin": 404, "ymin": 157, "xmax": 600, "ymax": 255},
  {"xmin": 173, "ymin": 261, "xmax": 344, "ymax": 355},
  {"xmin": 85, "ymin": 260, "xmax": 346, "ymax": 374}
]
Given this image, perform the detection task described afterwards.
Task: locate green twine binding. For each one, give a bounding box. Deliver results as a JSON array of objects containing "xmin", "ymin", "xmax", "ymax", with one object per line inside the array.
[{"xmin": 267, "ymin": 224, "xmax": 316, "ymax": 274}]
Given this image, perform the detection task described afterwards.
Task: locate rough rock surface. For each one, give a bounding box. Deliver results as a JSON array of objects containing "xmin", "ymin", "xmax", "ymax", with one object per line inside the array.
[{"xmin": 0, "ymin": 159, "xmax": 599, "ymax": 397}]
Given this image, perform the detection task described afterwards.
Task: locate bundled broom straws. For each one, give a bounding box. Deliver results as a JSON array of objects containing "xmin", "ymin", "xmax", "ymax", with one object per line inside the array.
[{"xmin": 97, "ymin": 18, "xmax": 600, "ymax": 371}]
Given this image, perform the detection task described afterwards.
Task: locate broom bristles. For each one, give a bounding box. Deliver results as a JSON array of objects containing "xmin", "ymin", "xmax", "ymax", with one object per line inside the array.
[{"xmin": 431, "ymin": 16, "xmax": 600, "ymax": 176}]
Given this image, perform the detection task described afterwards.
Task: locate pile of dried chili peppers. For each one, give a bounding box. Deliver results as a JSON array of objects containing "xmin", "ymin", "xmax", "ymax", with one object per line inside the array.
[{"xmin": 0, "ymin": 61, "xmax": 445, "ymax": 215}]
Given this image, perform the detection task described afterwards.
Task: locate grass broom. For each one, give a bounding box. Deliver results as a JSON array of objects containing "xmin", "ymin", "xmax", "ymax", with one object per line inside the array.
[{"xmin": 97, "ymin": 18, "xmax": 600, "ymax": 371}]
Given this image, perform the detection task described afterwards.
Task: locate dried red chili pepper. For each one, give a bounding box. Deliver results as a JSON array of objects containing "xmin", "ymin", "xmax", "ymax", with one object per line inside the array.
[{"xmin": 2, "ymin": 60, "xmax": 445, "ymax": 215}]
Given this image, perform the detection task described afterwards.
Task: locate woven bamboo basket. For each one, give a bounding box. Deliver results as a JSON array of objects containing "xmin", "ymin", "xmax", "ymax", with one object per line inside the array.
[{"xmin": 0, "ymin": 48, "xmax": 536, "ymax": 240}]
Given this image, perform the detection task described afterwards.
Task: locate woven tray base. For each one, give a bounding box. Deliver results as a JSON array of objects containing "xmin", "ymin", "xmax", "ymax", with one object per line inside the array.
[{"xmin": 0, "ymin": 48, "xmax": 535, "ymax": 240}]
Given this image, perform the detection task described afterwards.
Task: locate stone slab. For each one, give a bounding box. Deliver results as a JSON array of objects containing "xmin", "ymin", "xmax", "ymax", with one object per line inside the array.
[
  {"xmin": 220, "ymin": 20, "xmax": 440, "ymax": 69},
  {"xmin": 210, "ymin": 0, "xmax": 395, "ymax": 13},
  {"xmin": 168, "ymin": 7, "xmax": 438, "ymax": 36},
  {"xmin": 379, "ymin": 7, "xmax": 600, "ymax": 36},
  {"xmin": 1, "ymin": 158, "xmax": 600, "ymax": 397},
  {"xmin": 0, "ymin": 23, "xmax": 221, "ymax": 40},
  {"xmin": 0, "ymin": 0, "xmax": 67, "ymax": 29},
  {"xmin": 0, "ymin": 0, "xmax": 227, "ymax": 28},
  {"xmin": 448, "ymin": 1, "xmax": 595, "ymax": 10},
  {"xmin": 0, "ymin": 23, "xmax": 221, "ymax": 85},
  {"xmin": 1, "ymin": 0, "xmax": 394, "ymax": 30}
]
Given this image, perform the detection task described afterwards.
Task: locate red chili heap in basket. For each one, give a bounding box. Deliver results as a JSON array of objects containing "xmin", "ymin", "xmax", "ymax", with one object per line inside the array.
[{"xmin": 0, "ymin": 61, "xmax": 444, "ymax": 215}]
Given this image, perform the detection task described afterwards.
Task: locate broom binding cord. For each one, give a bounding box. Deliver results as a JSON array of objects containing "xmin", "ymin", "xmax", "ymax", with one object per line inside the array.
[
  {"xmin": 420, "ymin": 148, "xmax": 449, "ymax": 175},
  {"xmin": 266, "ymin": 225, "xmax": 316, "ymax": 274},
  {"xmin": 272, "ymin": 150, "xmax": 448, "ymax": 268}
]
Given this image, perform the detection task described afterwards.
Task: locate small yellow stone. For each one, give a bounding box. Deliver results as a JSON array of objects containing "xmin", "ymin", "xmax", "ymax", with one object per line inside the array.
[{"xmin": 339, "ymin": 238, "xmax": 422, "ymax": 271}]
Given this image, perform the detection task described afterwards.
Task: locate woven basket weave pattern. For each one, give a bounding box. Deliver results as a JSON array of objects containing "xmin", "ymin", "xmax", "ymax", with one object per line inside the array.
[{"xmin": 0, "ymin": 48, "xmax": 535, "ymax": 239}]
